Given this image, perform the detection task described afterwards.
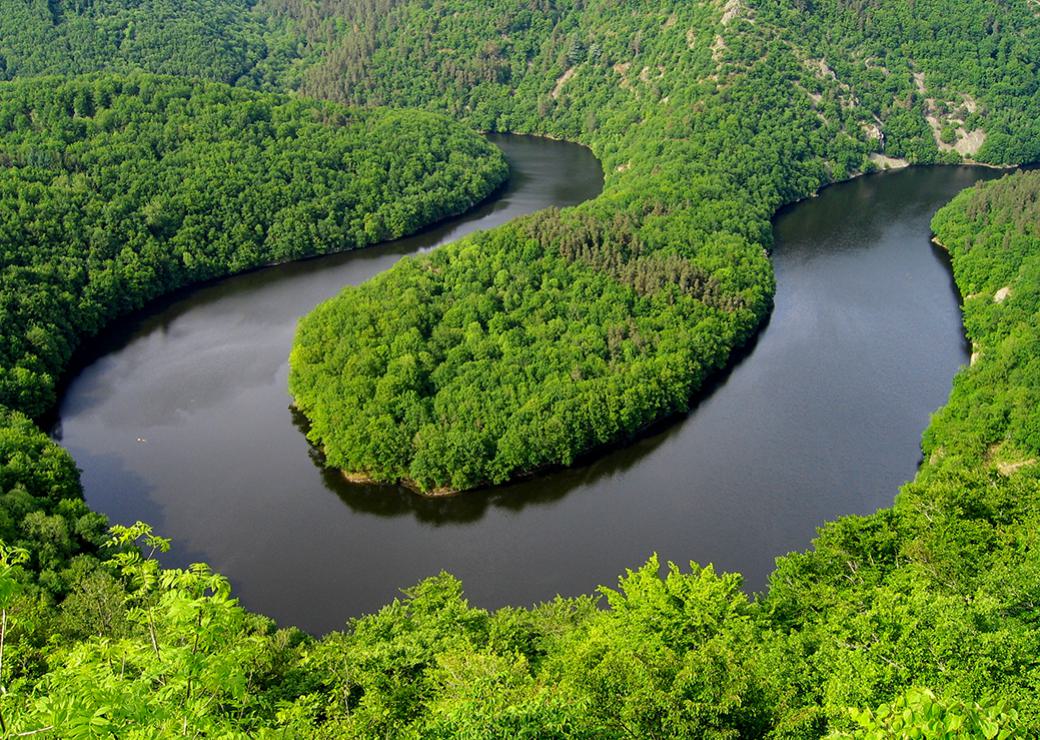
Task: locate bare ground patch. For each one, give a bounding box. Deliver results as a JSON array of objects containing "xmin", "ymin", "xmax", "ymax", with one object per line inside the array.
[
  {"xmin": 869, "ymin": 152, "xmax": 909, "ymax": 169},
  {"xmin": 552, "ymin": 67, "xmax": 575, "ymax": 100}
]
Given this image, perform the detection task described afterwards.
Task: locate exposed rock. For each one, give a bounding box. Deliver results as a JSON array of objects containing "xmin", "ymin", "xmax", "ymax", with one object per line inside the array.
[
  {"xmin": 721, "ymin": 0, "xmax": 742, "ymax": 24},
  {"xmin": 613, "ymin": 62, "xmax": 631, "ymax": 89},
  {"xmin": 807, "ymin": 58, "xmax": 836, "ymax": 80},
  {"xmin": 922, "ymin": 88, "xmax": 985, "ymax": 157},
  {"xmin": 551, "ymin": 67, "xmax": 575, "ymax": 99},
  {"xmin": 955, "ymin": 128, "xmax": 986, "ymax": 157},
  {"xmin": 869, "ymin": 153, "xmax": 909, "ymax": 169},
  {"xmin": 913, "ymin": 71, "xmax": 926, "ymax": 95},
  {"xmin": 997, "ymin": 459, "xmax": 1037, "ymax": 476},
  {"xmin": 711, "ymin": 33, "xmax": 727, "ymax": 63}
]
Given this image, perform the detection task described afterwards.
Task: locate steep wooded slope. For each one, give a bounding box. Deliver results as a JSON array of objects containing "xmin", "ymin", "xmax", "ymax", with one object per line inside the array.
[{"xmin": 288, "ymin": 0, "xmax": 1040, "ymax": 492}]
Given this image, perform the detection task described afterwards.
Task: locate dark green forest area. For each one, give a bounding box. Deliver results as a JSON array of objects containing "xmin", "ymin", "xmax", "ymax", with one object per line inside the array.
[
  {"xmin": 0, "ymin": 0, "xmax": 1038, "ymax": 735},
  {"xmin": 0, "ymin": 73, "xmax": 506, "ymax": 418},
  {"xmin": 0, "ymin": 0, "xmax": 289, "ymax": 87},
  {"xmin": 288, "ymin": 0, "xmax": 1040, "ymax": 492}
]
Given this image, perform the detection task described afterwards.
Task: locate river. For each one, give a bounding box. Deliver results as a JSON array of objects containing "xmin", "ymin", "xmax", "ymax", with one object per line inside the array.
[{"xmin": 55, "ymin": 136, "xmax": 1001, "ymax": 633}]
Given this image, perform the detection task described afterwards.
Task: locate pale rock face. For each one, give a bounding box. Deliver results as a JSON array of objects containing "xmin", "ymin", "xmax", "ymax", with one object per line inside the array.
[
  {"xmin": 721, "ymin": 0, "xmax": 742, "ymax": 25},
  {"xmin": 552, "ymin": 68, "xmax": 575, "ymax": 100},
  {"xmin": 862, "ymin": 122, "xmax": 883, "ymax": 140},
  {"xmin": 869, "ymin": 153, "xmax": 909, "ymax": 170},
  {"xmin": 954, "ymin": 129, "xmax": 986, "ymax": 157},
  {"xmin": 913, "ymin": 71, "xmax": 927, "ymax": 94}
]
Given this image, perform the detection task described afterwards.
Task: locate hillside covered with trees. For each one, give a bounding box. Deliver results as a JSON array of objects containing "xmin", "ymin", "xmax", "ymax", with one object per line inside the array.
[
  {"xmin": 0, "ymin": 73, "xmax": 506, "ymax": 418},
  {"xmin": 288, "ymin": 0, "xmax": 1040, "ymax": 492},
  {"xmin": 275, "ymin": 0, "xmax": 1040, "ymax": 166},
  {"xmin": 0, "ymin": 0, "xmax": 291, "ymax": 86},
  {"xmin": 0, "ymin": 0, "xmax": 1037, "ymax": 736}
]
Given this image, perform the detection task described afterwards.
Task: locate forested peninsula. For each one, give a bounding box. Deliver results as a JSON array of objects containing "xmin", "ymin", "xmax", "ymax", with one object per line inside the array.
[
  {"xmin": 287, "ymin": 0, "xmax": 1040, "ymax": 493},
  {"xmin": 0, "ymin": 0, "xmax": 1038, "ymax": 736}
]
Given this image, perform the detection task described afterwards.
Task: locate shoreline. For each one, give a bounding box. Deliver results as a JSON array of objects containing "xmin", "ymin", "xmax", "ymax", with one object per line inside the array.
[{"xmin": 340, "ymin": 469, "xmax": 461, "ymax": 497}]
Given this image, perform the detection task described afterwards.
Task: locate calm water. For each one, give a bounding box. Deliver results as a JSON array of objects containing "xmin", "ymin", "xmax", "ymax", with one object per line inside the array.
[{"xmin": 56, "ymin": 140, "xmax": 999, "ymax": 633}]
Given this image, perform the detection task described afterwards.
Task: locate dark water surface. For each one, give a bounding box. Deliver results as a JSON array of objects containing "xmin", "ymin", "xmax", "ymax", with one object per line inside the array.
[{"xmin": 56, "ymin": 140, "xmax": 1000, "ymax": 634}]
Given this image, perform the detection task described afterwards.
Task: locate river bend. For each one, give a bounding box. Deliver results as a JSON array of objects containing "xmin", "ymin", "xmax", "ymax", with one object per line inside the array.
[{"xmin": 56, "ymin": 137, "xmax": 997, "ymax": 633}]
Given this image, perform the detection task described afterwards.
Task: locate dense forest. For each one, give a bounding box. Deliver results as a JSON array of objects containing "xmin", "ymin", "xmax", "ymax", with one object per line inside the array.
[
  {"xmin": 0, "ymin": 0, "xmax": 1037, "ymax": 735},
  {"xmin": 0, "ymin": 0, "xmax": 288, "ymax": 86},
  {"xmin": 288, "ymin": 0, "xmax": 1040, "ymax": 492},
  {"xmin": 0, "ymin": 73, "xmax": 506, "ymax": 418},
  {"xmin": 0, "ymin": 72, "xmax": 509, "ymax": 733}
]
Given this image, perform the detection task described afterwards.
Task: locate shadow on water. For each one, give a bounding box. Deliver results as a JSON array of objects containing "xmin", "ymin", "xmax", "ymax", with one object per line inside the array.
[
  {"xmin": 60, "ymin": 446, "xmax": 212, "ymax": 568},
  {"xmin": 303, "ymin": 311, "xmax": 773, "ymax": 524},
  {"xmin": 929, "ymin": 240, "xmax": 973, "ymax": 354}
]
